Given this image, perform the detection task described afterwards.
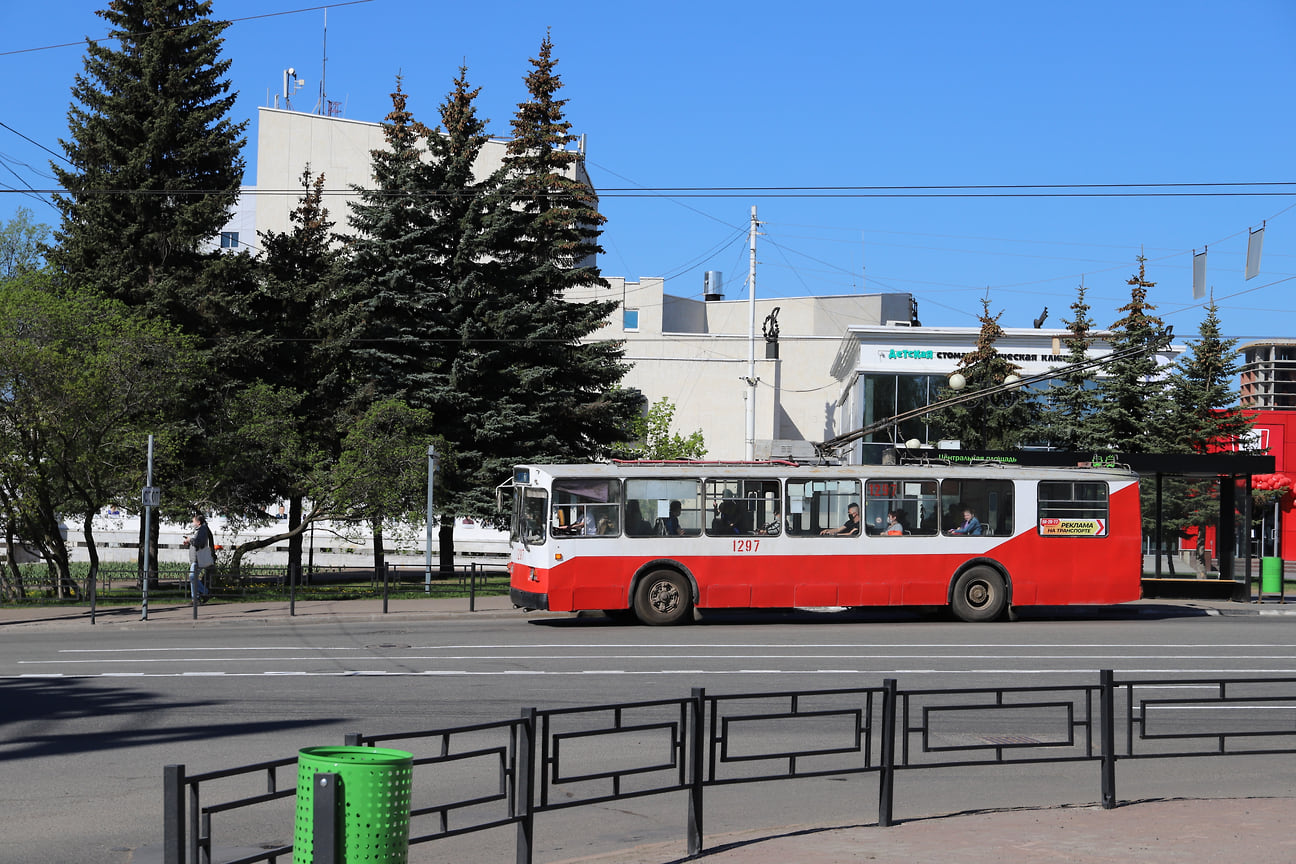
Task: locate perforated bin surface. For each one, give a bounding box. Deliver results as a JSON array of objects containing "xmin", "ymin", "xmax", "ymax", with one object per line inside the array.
[{"xmin": 295, "ymin": 746, "xmax": 413, "ymax": 864}]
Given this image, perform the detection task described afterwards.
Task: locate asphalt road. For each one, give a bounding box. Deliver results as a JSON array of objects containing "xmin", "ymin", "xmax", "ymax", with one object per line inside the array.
[{"xmin": 4, "ymin": 605, "xmax": 1296, "ymax": 863}]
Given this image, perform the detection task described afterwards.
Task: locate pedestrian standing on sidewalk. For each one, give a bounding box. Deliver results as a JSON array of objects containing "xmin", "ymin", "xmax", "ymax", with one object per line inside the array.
[{"xmin": 185, "ymin": 514, "xmax": 214, "ymax": 603}]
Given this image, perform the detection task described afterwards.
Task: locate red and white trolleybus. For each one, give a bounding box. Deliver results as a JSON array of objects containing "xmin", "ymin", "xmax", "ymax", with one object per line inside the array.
[{"xmin": 504, "ymin": 460, "xmax": 1142, "ymax": 624}]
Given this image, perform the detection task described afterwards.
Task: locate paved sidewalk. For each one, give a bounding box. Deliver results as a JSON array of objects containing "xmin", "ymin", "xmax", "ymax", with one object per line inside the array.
[
  {"xmin": 1, "ymin": 592, "xmax": 1292, "ymax": 630},
  {"xmin": 0, "ymin": 592, "xmax": 524, "ymax": 629},
  {"xmin": 552, "ymin": 798, "xmax": 1296, "ymax": 864}
]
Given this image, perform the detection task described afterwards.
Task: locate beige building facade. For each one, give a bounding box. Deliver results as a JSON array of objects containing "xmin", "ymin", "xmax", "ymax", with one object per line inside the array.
[
  {"xmin": 573, "ymin": 277, "xmax": 912, "ymax": 460},
  {"xmin": 221, "ymin": 107, "xmax": 592, "ymax": 246}
]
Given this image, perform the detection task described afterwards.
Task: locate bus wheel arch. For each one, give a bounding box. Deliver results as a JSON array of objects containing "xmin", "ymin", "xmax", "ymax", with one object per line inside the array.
[
  {"xmin": 948, "ymin": 560, "xmax": 1011, "ymax": 623},
  {"xmin": 631, "ymin": 562, "xmax": 697, "ymax": 626}
]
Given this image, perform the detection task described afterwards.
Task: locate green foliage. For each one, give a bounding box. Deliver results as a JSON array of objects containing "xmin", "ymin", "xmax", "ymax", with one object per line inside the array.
[
  {"xmin": 1154, "ymin": 300, "xmax": 1255, "ymax": 572},
  {"xmin": 48, "ymin": 0, "xmax": 246, "ymax": 311},
  {"xmin": 931, "ymin": 298, "xmax": 1034, "ymax": 450},
  {"xmin": 0, "ymin": 274, "xmax": 199, "ymax": 598},
  {"xmin": 329, "ymin": 79, "xmax": 448, "ymax": 416},
  {"xmin": 332, "ymin": 399, "xmax": 439, "ymax": 526},
  {"xmin": 1165, "ymin": 298, "xmax": 1252, "ymax": 453},
  {"xmin": 629, "ymin": 397, "xmax": 707, "ymax": 460},
  {"xmin": 0, "ymin": 208, "xmax": 50, "ymax": 279},
  {"xmin": 1034, "ymin": 282, "xmax": 1105, "ymax": 452},
  {"xmin": 475, "ymin": 33, "xmax": 636, "ymax": 469},
  {"xmin": 1094, "ymin": 257, "xmax": 1176, "ymax": 453}
]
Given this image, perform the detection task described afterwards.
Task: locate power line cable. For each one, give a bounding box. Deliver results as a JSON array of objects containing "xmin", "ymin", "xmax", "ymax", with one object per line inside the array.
[{"xmin": 0, "ymin": 1, "xmax": 376, "ymax": 57}]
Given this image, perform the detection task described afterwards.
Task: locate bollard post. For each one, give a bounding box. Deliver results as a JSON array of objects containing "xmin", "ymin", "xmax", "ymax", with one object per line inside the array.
[
  {"xmin": 470, "ymin": 562, "xmax": 477, "ymax": 611},
  {"xmin": 163, "ymin": 764, "xmax": 185, "ymax": 864},
  {"xmin": 289, "ymin": 561, "xmax": 296, "ymax": 616},
  {"xmin": 516, "ymin": 708, "xmax": 536, "ymax": 864},
  {"xmin": 1100, "ymin": 669, "xmax": 1116, "ymax": 809},
  {"xmin": 687, "ymin": 687, "xmax": 705, "ymax": 856},
  {"xmin": 312, "ymin": 772, "xmax": 341, "ymax": 864},
  {"xmin": 382, "ymin": 562, "xmax": 390, "ymax": 614},
  {"xmin": 878, "ymin": 678, "xmax": 898, "ymax": 827}
]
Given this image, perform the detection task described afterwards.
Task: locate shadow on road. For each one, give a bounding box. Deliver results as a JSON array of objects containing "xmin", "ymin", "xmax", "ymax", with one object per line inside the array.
[
  {"xmin": 529, "ymin": 602, "xmax": 1214, "ymax": 627},
  {"xmin": 0, "ymin": 678, "xmax": 341, "ymax": 762}
]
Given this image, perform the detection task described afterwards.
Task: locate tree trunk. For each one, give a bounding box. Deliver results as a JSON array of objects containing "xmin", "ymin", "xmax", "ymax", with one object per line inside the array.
[
  {"xmin": 372, "ymin": 523, "xmax": 386, "ymax": 584},
  {"xmin": 2, "ymin": 528, "xmax": 23, "ymax": 601},
  {"xmin": 288, "ymin": 495, "xmax": 303, "ymax": 578},
  {"xmin": 438, "ymin": 515, "xmax": 455, "ymax": 574},
  {"xmin": 82, "ymin": 511, "xmax": 99, "ymax": 597}
]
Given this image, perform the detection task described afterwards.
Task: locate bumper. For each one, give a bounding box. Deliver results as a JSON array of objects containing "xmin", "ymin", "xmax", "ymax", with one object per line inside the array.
[{"xmin": 510, "ymin": 587, "xmax": 550, "ymax": 611}]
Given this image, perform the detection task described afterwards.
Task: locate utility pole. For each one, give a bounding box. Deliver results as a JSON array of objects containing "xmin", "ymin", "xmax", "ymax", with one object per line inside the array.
[
  {"xmin": 140, "ymin": 435, "xmax": 157, "ymax": 621},
  {"xmin": 424, "ymin": 445, "xmax": 437, "ymax": 593},
  {"xmin": 745, "ymin": 206, "xmax": 759, "ymax": 460}
]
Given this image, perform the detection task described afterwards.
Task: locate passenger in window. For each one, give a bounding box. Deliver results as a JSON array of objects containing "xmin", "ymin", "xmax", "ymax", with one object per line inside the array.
[
  {"xmin": 885, "ymin": 510, "xmax": 906, "ymax": 535},
  {"xmin": 947, "ymin": 507, "xmax": 982, "ymax": 536},
  {"xmin": 821, "ymin": 503, "xmax": 861, "ymax": 536},
  {"xmin": 626, "ymin": 501, "xmax": 652, "ymax": 536},
  {"xmin": 758, "ymin": 504, "xmax": 782, "ymax": 535},
  {"xmin": 664, "ymin": 500, "xmax": 685, "ymax": 536},
  {"xmin": 712, "ymin": 499, "xmax": 742, "ymax": 534}
]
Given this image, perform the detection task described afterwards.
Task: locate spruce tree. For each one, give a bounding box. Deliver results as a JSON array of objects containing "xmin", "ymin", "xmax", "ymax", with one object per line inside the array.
[
  {"xmin": 326, "ymin": 79, "xmax": 447, "ymax": 573},
  {"xmin": 1165, "ymin": 298, "xmax": 1252, "ymax": 454},
  {"xmin": 417, "ymin": 65, "xmax": 503, "ymax": 567},
  {"xmin": 482, "ymin": 34, "xmax": 636, "ymax": 470},
  {"xmin": 1161, "ymin": 299, "xmax": 1255, "ymax": 574},
  {"xmin": 331, "ymin": 78, "xmax": 448, "ymax": 414},
  {"xmin": 1095, "ymin": 257, "xmax": 1176, "ymax": 453},
  {"xmin": 256, "ymin": 169, "xmax": 346, "ymax": 573},
  {"xmin": 49, "ymin": 0, "xmax": 246, "ymax": 313},
  {"xmin": 931, "ymin": 299, "xmax": 1032, "ymax": 450},
  {"xmin": 1037, "ymin": 282, "xmax": 1104, "ymax": 452}
]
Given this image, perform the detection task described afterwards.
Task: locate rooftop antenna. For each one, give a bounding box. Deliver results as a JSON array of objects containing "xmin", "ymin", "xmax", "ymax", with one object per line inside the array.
[
  {"xmin": 283, "ymin": 66, "xmax": 305, "ymax": 110},
  {"xmin": 317, "ymin": 9, "xmax": 328, "ymax": 115}
]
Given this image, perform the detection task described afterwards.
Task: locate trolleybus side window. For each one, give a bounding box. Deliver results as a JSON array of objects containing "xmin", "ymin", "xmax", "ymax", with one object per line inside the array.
[
  {"xmin": 939, "ymin": 478, "xmax": 1015, "ymax": 536},
  {"xmin": 625, "ymin": 478, "xmax": 702, "ymax": 537},
  {"xmin": 865, "ymin": 479, "xmax": 938, "ymax": 536},
  {"xmin": 785, "ymin": 478, "xmax": 861, "ymax": 537},
  {"xmin": 704, "ymin": 479, "xmax": 780, "ymax": 536},
  {"xmin": 551, "ymin": 478, "xmax": 620, "ymax": 537},
  {"xmin": 1037, "ymin": 481, "xmax": 1110, "ymax": 537}
]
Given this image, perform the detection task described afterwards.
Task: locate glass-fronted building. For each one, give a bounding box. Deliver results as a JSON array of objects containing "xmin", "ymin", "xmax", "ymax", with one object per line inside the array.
[{"xmin": 830, "ymin": 324, "xmax": 1183, "ymax": 464}]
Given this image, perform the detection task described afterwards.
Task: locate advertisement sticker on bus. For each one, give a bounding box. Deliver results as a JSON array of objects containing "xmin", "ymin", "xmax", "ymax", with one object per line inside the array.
[{"xmin": 1038, "ymin": 518, "xmax": 1107, "ymax": 537}]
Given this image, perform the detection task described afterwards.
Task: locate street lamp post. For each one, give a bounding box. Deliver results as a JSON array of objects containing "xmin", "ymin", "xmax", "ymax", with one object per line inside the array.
[{"xmin": 424, "ymin": 445, "xmax": 438, "ymax": 594}]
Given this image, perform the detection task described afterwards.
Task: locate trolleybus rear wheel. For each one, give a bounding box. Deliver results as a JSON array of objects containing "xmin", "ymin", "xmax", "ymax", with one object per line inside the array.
[
  {"xmin": 950, "ymin": 566, "xmax": 1007, "ymax": 622},
  {"xmin": 634, "ymin": 569, "xmax": 691, "ymax": 626}
]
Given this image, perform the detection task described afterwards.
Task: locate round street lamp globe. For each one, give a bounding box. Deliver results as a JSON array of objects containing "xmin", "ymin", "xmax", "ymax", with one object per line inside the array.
[
  {"xmin": 948, "ymin": 373, "xmax": 966, "ymax": 391},
  {"xmin": 1004, "ymin": 374, "xmax": 1021, "ymax": 386}
]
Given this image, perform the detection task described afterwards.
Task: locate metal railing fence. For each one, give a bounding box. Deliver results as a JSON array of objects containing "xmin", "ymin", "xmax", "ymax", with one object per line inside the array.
[
  {"xmin": 8, "ymin": 561, "xmax": 509, "ymax": 615},
  {"xmin": 162, "ymin": 670, "xmax": 1296, "ymax": 864}
]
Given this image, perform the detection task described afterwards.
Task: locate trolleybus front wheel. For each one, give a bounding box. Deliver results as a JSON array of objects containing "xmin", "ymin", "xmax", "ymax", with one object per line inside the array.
[
  {"xmin": 634, "ymin": 569, "xmax": 692, "ymax": 626},
  {"xmin": 950, "ymin": 566, "xmax": 1007, "ymax": 622}
]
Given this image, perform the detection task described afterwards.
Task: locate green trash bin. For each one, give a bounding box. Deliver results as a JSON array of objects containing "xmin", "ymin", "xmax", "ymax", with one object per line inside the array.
[
  {"xmin": 295, "ymin": 746, "xmax": 413, "ymax": 864},
  {"xmin": 1261, "ymin": 557, "xmax": 1284, "ymax": 595}
]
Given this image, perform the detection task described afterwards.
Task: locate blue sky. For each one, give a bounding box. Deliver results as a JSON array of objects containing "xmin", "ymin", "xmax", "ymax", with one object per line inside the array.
[{"xmin": 2, "ymin": 0, "xmax": 1294, "ymax": 345}]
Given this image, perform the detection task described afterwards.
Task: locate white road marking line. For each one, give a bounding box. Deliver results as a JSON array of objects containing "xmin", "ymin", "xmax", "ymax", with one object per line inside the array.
[
  {"xmin": 57, "ymin": 642, "xmax": 1296, "ymax": 653},
  {"xmin": 20, "ymin": 652, "xmax": 1296, "ymax": 665},
  {"xmin": 9, "ymin": 667, "xmax": 1296, "ymax": 680}
]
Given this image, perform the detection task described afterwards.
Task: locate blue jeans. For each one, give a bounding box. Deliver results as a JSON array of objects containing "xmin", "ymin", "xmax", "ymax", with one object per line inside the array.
[{"xmin": 188, "ymin": 561, "xmax": 209, "ymax": 599}]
